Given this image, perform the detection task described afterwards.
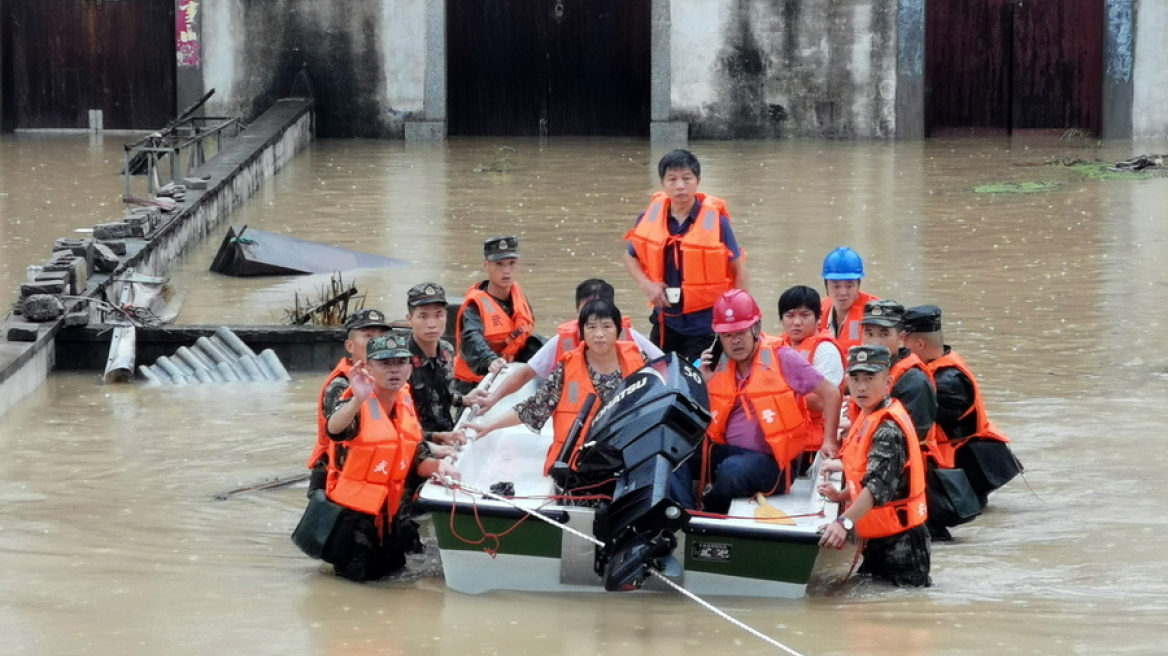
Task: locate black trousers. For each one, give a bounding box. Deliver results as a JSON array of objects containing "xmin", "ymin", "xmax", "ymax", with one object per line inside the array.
[
  {"xmin": 322, "ymin": 509, "xmax": 421, "ymax": 582},
  {"xmin": 649, "ymin": 320, "xmax": 714, "ymax": 364}
]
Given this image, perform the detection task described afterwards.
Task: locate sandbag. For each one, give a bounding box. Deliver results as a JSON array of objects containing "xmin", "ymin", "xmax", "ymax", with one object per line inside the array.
[
  {"xmin": 291, "ymin": 489, "xmax": 345, "ymax": 560},
  {"xmin": 926, "ymin": 466, "xmax": 982, "ymax": 527}
]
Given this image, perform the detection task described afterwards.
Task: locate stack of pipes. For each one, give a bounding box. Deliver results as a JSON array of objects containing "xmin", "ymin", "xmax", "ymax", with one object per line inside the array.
[{"xmin": 138, "ymin": 326, "xmax": 292, "ymax": 385}]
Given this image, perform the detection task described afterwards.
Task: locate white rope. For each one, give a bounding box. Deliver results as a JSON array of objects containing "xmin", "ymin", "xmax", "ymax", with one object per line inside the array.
[{"xmin": 436, "ymin": 478, "xmax": 808, "ymax": 656}]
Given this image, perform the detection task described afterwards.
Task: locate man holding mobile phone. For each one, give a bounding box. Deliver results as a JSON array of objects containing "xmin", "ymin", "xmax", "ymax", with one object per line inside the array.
[{"xmin": 624, "ymin": 149, "xmax": 748, "ymax": 363}]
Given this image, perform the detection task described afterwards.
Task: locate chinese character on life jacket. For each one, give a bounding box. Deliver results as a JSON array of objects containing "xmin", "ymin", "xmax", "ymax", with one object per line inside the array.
[{"xmin": 490, "ymin": 315, "xmax": 503, "ymax": 328}]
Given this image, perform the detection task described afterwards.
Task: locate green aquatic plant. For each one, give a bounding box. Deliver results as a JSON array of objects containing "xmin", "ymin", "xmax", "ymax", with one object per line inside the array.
[{"xmin": 973, "ymin": 181, "xmax": 1064, "ymax": 194}]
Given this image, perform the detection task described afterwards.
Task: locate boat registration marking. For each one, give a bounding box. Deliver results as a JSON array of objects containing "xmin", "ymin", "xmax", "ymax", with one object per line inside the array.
[{"xmin": 691, "ymin": 541, "xmax": 732, "ymax": 563}]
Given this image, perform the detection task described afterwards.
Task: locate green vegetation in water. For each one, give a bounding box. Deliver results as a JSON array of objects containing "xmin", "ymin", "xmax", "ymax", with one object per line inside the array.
[
  {"xmin": 474, "ymin": 147, "xmax": 518, "ymax": 173},
  {"xmin": 1063, "ymin": 163, "xmax": 1153, "ymax": 181},
  {"xmin": 973, "ymin": 181, "xmax": 1064, "ymax": 194}
]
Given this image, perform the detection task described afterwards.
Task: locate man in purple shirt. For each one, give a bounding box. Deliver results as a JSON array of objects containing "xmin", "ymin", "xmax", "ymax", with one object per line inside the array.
[{"xmin": 671, "ymin": 290, "xmax": 841, "ymax": 513}]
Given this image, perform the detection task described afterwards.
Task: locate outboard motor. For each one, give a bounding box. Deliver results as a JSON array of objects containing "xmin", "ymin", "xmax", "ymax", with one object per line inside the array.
[{"xmin": 560, "ymin": 354, "xmax": 710, "ymax": 591}]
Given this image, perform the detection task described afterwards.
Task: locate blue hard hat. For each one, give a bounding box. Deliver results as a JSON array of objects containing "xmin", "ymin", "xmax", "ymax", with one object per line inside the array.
[{"xmin": 822, "ymin": 247, "xmax": 865, "ymax": 280}]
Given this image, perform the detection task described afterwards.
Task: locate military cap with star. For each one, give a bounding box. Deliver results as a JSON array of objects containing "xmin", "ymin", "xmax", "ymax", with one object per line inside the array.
[
  {"xmin": 847, "ymin": 344, "xmax": 892, "ymax": 374},
  {"xmin": 861, "ymin": 299, "xmax": 906, "ymax": 328},
  {"xmin": 343, "ymin": 308, "xmax": 391, "ymax": 333},
  {"xmin": 484, "ymin": 235, "xmax": 521, "ymax": 261},
  {"xmin": 366, "ymin": 332, "xmax": 412, "ymax": 360},
  {"xmin": 407, "ymin": 282, "xmax": 448, "ymax": 308}
]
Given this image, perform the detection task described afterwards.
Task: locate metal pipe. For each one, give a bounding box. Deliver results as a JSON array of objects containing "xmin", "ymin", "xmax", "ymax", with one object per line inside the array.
[
  {"xmin": 253, "ymin": 353, "xmax": 278, "ymax": 381},
  {"xmin": 236, "ymin": 354, "xmax": 265, "ymax": 381},
  {"xmin": 191, "ymin": 367, "xmax": 214, "ymax": 384},
  {"xmin": 215, "ymin": 326, "xmax": 257, "ymax": 359},
  {"xmin": 216, "ymin": 362, "xmax": 242, "ymax": 383},
  {"xmin": 154, "ymin": 356, "xmax": 190, "ymax": 385},
  {"xmin": 258, "ymin": 349, "xmax": 292, "ymax": 381},
  {"xmin": 138, "ymin": 365, "xmax": 163, "ymax": 384},
  {"xmin": 195, "ymin": 336, "xmax": 233, "ymax": 364}
]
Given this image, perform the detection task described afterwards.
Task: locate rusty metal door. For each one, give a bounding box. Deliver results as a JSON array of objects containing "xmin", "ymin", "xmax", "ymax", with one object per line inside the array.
[
  {"xmin": 447, "ymin": 0, "xmax": 649, "ymax": 137},
  {"xmin": 10, "ymin": 0, "xmax": 175, "ymax": 129},
  {"xmin": 1011, "ymin": 0, "xmax": 1103, "ymax": 134},
  {"xmin": 926, "ymin": 0, "xmax": 1103, "ymax": 136}
]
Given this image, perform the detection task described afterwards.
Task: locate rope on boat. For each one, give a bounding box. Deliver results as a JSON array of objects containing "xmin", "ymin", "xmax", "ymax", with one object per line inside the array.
[{"xmin": 436, "ymin": 477, "xmax": 809, "ymax": 656}]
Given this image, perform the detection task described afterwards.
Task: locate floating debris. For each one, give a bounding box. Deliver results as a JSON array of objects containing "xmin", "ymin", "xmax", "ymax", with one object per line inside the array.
[
  {"xmin": 285, "ymin": 272, "xmax": 365, "ymax": 326},
  {"xmin": 137, "ymin": 326, "xmax": 291, "ymax": 385},
  {"xmin": 973, "ymin": 181, "xmax": 1065, "ymax": 194},
  {"xmin": 209, "ymin": 225, "xmax": 408, "ymax": 276},
  {"xmin": 473, "ymin": 146, "xmax": 518, "ymax": 173}
]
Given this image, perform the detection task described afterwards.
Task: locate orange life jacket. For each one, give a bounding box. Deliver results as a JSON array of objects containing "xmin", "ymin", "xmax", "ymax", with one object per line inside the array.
[
  {"xmin": 546, "ymin": 341, "xmax": 646, "ymax": 475},
  {"xmin": 706, "ymin": 339, "xmax": 811, "ymax": 468},
  {"xmin": 839, "ymin": 399, "xmax": 928, "ymax": 539},
  {"xmin": 553, "ymin": 316, "xmax": 634, "ymax": 362},
  {"xmin": 453, "ymin": 282, "xmax": 535, "ymax": 384},
  {"xmin": 775, "ymin": 331, "xmax": 844, "ymax": 452},
  {"xmin": 624, "ymin": 191, "xmax": 737, "ymax": 314},
  {"xmin": 924, "ymin": 349, "xmax": 1010, "ymax": 469},
  {"xmin": 308, "ymin": 357, "xmax": 351, "ymax": 468},
  {"xmin": 818, "ymin": 291, "xmax": 879, "ymax": 354},
  {"xmin": 325, "ymin": 391, "xmax": 422, "ymax": 521}
]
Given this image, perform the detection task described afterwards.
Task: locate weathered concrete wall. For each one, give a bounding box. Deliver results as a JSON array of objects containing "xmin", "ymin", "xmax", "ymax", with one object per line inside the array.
[
  {"xmin": 1103, "ymin": 0, "xmax": 1135, "ymax": 139},
  {"xmin": 669, "ymin": 0, "xmax": 898, "ymax": 138},
  {"xmin": 1133, "ymin": 0, "xmax": 1168, "ymax": 139},
  {"xmin": 201, "ymin": 0, "xmax": 426, "ymax": 138}
]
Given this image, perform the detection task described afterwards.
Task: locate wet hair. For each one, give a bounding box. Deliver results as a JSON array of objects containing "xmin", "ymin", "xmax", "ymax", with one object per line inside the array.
[
  {"xmin": 575, "ymin": 279, "xmax": 615, "ymax": 306},
  {"xmin": 657, "ymin": 149, "xmax": 701, "ymax": 180},
  {"xmin": 778, "ymin": 285, "xmax": 822, "ymax": 321},
  {"xmin": 577, "ymin": 299, "xmax": 623, "ymax": 341}
]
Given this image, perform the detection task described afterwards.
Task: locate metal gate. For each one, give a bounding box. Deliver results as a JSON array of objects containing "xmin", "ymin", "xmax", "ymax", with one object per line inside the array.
[
  {"xmin": 926, "ymin": 0, "xmax": 1103, "ymax": 136},
  {"xmin": 9, "ymin": 0, "xmax": 175, "ymax": 129},
  {"xmin": 446, "ymin": 0, "xmax": 650, "ymax": 137}
]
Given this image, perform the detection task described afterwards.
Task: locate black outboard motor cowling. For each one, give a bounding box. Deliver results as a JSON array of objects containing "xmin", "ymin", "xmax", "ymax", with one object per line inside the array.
[{"xmin": 565, "ymin": 354, "xmax": 710, "ymax": 591}]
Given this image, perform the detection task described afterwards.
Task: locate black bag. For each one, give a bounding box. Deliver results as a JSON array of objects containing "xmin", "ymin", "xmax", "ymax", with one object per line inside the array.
[
  {"xmin": 963, "ymin": 439, "xmax": 1023, "ymax": 495},
  {"xmin": 927, "ymin": 466, "xmax": 982, "ymax": 528},
  {"xmin": 291, "ymin": 489, "xmax": 345, "ymax": 560}
]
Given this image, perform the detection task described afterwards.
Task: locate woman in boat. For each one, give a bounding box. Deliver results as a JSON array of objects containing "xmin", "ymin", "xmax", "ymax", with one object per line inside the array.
[{"xmin": 467, "ymin": 299, "xmax": 647, "ymax": 474}]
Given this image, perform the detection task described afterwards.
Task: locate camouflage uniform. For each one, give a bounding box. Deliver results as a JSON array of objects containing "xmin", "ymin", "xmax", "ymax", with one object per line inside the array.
[
  {"xmin": 407, "ymin": 334, "xmax": 462, "ymax": 435},
  {"xmin": 856, "ymin": 398, "xmax": 932, "ymax": 587}
]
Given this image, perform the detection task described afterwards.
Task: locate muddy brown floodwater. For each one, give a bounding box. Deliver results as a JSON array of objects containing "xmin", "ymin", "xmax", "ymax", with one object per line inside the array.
[{"xmin": 2, "ymin": 133, "xmax": 1168, "ymax": 655}]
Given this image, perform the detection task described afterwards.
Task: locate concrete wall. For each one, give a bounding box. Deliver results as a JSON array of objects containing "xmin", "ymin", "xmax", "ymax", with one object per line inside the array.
[
  {"xmin": 201, "ymin": 0, "xmax": 427, "ymax": 138},
  {"xmin": 1133, "ymin": 0, "xmax": 1168, "ymax": 139},
  {"xmin": 668, "ymin": 0, "xmax": 898, "ymax": 138}
]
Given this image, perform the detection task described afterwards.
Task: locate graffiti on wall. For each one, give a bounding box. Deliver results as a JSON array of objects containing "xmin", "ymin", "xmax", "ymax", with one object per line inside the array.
[{"xmin": 177, "ymin": 0, "xmax": 201, "ymax": 67}]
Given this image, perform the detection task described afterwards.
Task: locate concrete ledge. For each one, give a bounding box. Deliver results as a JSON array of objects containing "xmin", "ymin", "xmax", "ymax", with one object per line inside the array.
[
  {"xmin": 650, "ymin": 121, "xmax": 689, "ymax": 145},
  {"xmin": 405, "ymin": 120, "xmax": 447, "ymax": 143},
  {"xmin": 0, "ymin": 98, "xmax": 315, "ymax": 417},
  {"xmin": 0, "ymin": 320, "xmax": 60, "ymax": 417}
]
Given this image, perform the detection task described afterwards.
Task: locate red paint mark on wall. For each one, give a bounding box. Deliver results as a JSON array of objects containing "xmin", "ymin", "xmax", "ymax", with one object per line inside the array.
[{"xmin": 177, "ymin": 0, "xmax": 201, "ymax": 67}]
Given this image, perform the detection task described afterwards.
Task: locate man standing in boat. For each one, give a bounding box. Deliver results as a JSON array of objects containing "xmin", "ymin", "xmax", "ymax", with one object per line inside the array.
[
  {"xmin": 404, "ymin": 282, "xmax": 484, "ymax": 445},
  {"xmin": 818, "ymin": 345, "xmax": 931, "ymax": 587},
  {"xmin": 624, "ymin": 149, "xmax": 748, "ymax": 362},
  {"xmin": 318, "ymin": 333, "xmax": 460, "ymax": 582},
  {"xmin": 902, "ymin": 306, "xmax": 1021, "ymax": 513},
  {"xmin": 306, "ymin": 309, "xmax": 392, "ymax": 496},
  {"xmin": 671, "ymin": 289, "xmax": 841, "ymax": 514},
  {"xmin": 453, "ymin": 236, "xmax": 539, "ymax": 395},
  {"xmin": 819, "ymin": 246, "xmax": 879, "ymax": 354}
]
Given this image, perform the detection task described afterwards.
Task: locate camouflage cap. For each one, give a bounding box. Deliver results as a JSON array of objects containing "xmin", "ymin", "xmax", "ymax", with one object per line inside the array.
[
  {"xmin": 861, "ymin": 299, "xmax": 906, "ymax": 328},
  {"xmin": 366, "ymin": 332, "xmax": 412, "ymax": 360},
  {"xmin": 484, "ymin": 235, "xmax": 521, "ymax": 262},
  {"xmin": 902, "ymin": 305, "xmax": 943, "ymax": 333},
  {"xmin": 847, "ymin": 344, "xmax": 892, "ymax": 374},
  {"xmin": 343, "ymin": 308, "xmax": 391, "ymax": 333},
  {"xmin": 407, "ymin": 282, "xmax": 447, "ymax": 308}
]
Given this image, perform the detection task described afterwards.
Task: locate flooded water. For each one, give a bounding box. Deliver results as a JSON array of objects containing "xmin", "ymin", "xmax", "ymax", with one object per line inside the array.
[{"xmin": 3, "ymin": 132, "xmax": 1168, "ymax": 655}]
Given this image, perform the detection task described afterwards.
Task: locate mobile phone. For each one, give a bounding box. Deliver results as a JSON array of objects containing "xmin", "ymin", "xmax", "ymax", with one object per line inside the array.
[{"xmin": 709, "ymin": 336, "xmax": 724, "ymax": 364}]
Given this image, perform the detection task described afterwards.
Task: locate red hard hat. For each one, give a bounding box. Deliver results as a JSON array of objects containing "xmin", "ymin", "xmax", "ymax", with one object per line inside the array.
[{"xmin": 712, "ymin": 289, "xmax": 761, "ymax": 333}]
